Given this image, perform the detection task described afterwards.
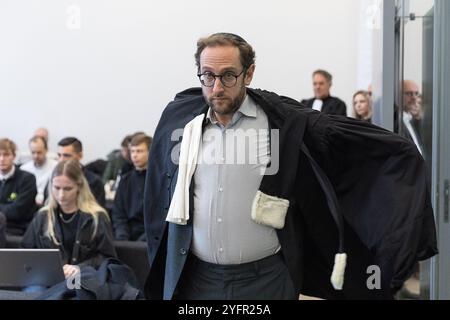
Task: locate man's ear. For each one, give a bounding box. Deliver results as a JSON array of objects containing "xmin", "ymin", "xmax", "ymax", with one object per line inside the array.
[
  {"xmin": 244, "ymin": 64, "xmax": 256, "ymax": 86},
  {"xmin": 78, "ymin": 152, "xmax": 83, "ymax": 162}
]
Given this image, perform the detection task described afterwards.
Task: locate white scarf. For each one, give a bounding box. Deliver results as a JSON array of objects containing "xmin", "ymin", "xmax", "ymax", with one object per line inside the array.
[{"xmin": 165, "ymin": 114, "xmax": 205, "ymax": 225}]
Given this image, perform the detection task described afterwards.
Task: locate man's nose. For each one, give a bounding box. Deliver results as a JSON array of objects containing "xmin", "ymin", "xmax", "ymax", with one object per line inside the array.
[{"xmin": 212, "ymin": 78, "xmax": 224, "ymax": 93}]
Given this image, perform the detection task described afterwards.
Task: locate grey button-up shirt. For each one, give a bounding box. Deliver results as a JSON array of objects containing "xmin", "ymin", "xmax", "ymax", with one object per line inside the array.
[{"xmin": 191, "ymin": 94, "xmax": 281, "ymax": 265}]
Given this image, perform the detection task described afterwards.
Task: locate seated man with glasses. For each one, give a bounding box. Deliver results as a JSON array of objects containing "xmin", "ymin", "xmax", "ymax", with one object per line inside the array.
[{"xmin": 143, "ymin": 32, "xmax": 437, "ymax": 300}]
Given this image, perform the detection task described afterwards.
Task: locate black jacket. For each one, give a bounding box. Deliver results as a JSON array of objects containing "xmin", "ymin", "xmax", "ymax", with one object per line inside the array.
[
  {"xmin": 0, "ymin": 167, "xmax": 37, "ymax": 235},
  {"xmin": 83, "ymin": 168, "xmax": 106, "ymax": 208},
  {"xmin": 301, "ymin": 96, "xmax": 347, "ymax": 116},
  {"xmin": 144, "ymin": 88, "xmax": 437, "ymax": 300},
  {"xmin": 36, "ymin": 258, "xmax": 143, "ymax": 300},
  {"xmin": 112, "ymin": 169, "xmax": 146, "ymax": 241},
  {"xmin": 21, "ymin": 209, "xmax": 117, "ymax": 268}
]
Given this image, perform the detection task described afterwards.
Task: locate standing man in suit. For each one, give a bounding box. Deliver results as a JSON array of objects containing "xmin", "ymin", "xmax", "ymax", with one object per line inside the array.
[
  {"xmin": 143, "ymin": 33, "xmax": 437, "ymax": 300},
  {"xmin": 301, "ymin": 69, "xmax": 347, "ymax": 116}
]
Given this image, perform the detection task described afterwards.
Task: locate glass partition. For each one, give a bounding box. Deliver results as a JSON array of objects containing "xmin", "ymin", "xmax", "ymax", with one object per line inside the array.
[{"xmin": 395, "ymin": 0, "xmax": 435, "ymax": 300}]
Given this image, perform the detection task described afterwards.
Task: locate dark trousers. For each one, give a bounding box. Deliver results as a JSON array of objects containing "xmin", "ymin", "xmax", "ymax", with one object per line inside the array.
[
  {"xmin": 175, "ymin": 252, "xmax": 297, "ymax": 300},
  {"xmin": 0, "ymin": 212, "xmax": 6, "ymax": 248}
]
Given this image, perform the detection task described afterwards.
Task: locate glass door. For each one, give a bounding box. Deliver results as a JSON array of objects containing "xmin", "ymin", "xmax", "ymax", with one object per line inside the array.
[{"xmin": 394, "ymin": 0, "xmax": 450, "ymax": 300}]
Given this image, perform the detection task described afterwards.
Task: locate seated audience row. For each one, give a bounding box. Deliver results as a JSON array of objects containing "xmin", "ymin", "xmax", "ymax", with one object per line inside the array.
[{"xmin": 1, "ymin": 131, "xmax": 152, "ymax": 244}]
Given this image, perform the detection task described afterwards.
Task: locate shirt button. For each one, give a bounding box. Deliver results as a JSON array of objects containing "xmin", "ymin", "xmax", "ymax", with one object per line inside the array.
[
  {"xmin": 180, "ymin": 248, "xmax": 187, "ymax": 255},
  {"xmin": 76, "ymin": 240, "xmax": 80, "ymax": 245},
  {"xmin": 72, "ymin": 258, "xmax": 77, "ymax": 262},
  {"xmin": 218, "ymin": 248, "xmax": 224, "ymax": 253},
  {"xmin": 217, "ymin": 218, "xmax": 222, "ymax": 223},
  {"xmin": 218, "ymin": 187, "xmax": 223, "ymax": 192}
]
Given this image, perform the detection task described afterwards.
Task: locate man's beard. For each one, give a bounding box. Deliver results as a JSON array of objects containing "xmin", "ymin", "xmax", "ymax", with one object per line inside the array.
[{"xmin": 206, "ymin": 87, "xmax": 246, "ymax": 117}]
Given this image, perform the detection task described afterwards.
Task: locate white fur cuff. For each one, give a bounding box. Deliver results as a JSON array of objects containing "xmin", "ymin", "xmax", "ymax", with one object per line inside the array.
[
  {"xmin": 251, "ymin": 191, "xmax": 290, "ymax": 229},
  {"xmin": 331, "ymin": 253, "xmax": 347, "ymax": 290}
]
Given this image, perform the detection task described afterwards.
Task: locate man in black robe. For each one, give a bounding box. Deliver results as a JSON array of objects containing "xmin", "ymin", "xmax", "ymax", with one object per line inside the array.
[
  {"xmin": 143, "ymin": 33, "xmax": 438, "ymax": 300},
  {"xmin": 301, "ymin": 69, "xmax": 347, "ymax": 116}
]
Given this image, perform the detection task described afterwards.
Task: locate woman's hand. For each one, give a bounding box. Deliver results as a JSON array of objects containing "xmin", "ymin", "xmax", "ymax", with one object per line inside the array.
[{"xmin": 63, "ymin": 264, "xmax": 80, "ymax": 279}]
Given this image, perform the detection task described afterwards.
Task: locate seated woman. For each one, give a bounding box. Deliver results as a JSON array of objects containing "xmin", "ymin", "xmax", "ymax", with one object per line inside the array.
[
  {"xmin": 21, "ymin": 160, "xmax": 117, "ymax": 282},
  {"xmin": 352, "ymin": 90, "xmax": 373, "ymax": 123}
]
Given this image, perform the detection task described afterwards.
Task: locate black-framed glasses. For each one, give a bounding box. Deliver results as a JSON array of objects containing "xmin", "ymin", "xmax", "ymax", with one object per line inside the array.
[{"xmin": 197, "ymin": 70, "xmax": 246, "ymax": 88}]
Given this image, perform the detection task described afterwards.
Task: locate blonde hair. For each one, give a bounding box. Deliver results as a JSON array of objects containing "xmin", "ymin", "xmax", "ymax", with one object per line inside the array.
[
  {"xmin": 352, "ymin": 90, "xmax": 373, "ymax": 120},
  {"xmin": 42, "ymin": 160, "xmax": 108, "ymax": 245}
]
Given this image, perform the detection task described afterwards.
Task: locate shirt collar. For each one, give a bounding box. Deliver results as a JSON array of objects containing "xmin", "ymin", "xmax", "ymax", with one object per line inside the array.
[
  {"xmin": 403, "ymin": 111, "xmax": 413, "ymax": 122},
  {"xmin": 206, "ymin": 94, "xmax": 257, "ymax": 127},
  {"xmin": 0, "ymin": 165, "xmax": 15, "ymax": 181}
]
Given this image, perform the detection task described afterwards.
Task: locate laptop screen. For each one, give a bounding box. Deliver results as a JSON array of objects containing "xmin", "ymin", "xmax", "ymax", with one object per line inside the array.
[{"xmin": 0, "ymin": 249, "xmax": 65, "ymax": 288}]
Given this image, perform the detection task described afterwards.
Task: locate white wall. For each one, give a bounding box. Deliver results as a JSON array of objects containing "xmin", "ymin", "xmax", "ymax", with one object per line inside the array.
[{"xmin": 0, "ymin": 0, "xmax": 361, "ymax": 163}]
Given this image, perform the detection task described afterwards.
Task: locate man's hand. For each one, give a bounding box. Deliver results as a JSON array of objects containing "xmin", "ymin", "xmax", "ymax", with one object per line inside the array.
[{"xmin": 63, "ymin": 264, "xmax": 80, "ymax": 279}]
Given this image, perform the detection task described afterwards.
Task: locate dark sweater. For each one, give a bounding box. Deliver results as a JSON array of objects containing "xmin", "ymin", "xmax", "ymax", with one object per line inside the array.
[
  {"xmin": 57, "ymin": 210, "xmax": 81, "ymax": 261},
  {"xmin": 112, "ymin": 169, "xmax": 146, "ymax": 241},
  {"xmin": 0, "ymin": 167, "xmax": 37, "ymax": 235},
  {"xmin": 83, "ymin": 168, "xmax": 106, "ymax": 208}
]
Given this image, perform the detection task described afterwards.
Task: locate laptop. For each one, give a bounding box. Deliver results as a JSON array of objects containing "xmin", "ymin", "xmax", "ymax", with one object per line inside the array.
[{"xmin": 0, "ymin": 249, "xmax": 65, "ymax": 288}]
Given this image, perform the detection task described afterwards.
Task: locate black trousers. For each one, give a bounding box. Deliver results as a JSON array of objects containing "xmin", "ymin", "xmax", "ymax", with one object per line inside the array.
[{"xmin": 175, "ymin": 252, "xmax": 297, "ymax": 300}]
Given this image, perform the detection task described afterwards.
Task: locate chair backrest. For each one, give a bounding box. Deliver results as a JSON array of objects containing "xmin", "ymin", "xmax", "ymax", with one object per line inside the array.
[{"xmin": 114, "ymin": 240, "xmax": 150, "ymax": 291}]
